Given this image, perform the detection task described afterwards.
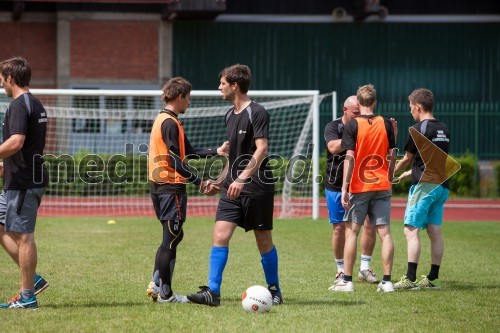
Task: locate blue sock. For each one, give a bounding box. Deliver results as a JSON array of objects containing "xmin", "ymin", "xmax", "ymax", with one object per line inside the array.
[
  {"xmin": 261, "ymin": 246, "xmax": 280, "ymax": 293},
  {"xmin": 208, "ymin": 246, "xmax": 228, "ymax": 294}
]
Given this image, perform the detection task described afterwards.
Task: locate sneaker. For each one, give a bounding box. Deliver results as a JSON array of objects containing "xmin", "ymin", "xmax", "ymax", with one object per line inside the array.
[
  {"xmin": 146, "ymin": 282, "xmax": 159, "ymax": 302},
  {"xmin": 393, "ymin": 276, "xmax": 420, "ymax": 290},
  {"xmin": 34, "ymin": 275, "xmax": 50, "ymax": 295},
  {"xmin": 0, "ymin": 296, "xmax": 38, "ymax": 309},
  {"xmin": 358, "ymin": 269, "xmax": 380, "ymax": 284},
  {"xmin": 330, "ymin": 280, "xmax": 355, "ymax": 292},
  {"xmin": 417, "ymin": 276, "xmax": 442, "ymax": 290},
  {"xmin": 187, "ymin": 286, "xmax": 220, "ymax": 307},
  {"xmin": 328, "ymin": 272, "xmax": 345, "ymax": 290},
  {"xmin": 334, "ymin": 272, "xmax": 345, "ymax": 285},
  {"xmin": 376, "ymin": 281, "xmax": 394, "ymax": 292},
  {"xmin": 158, "ymin": 293, "xmax": 189, "ymax": 303},
  {"xmin": 6, "ymin": 275, "xmax": 49, "ymax": 305},
  {"xmin": 268, "ymin": 285, "xmax": 283, "ymax": 305}
]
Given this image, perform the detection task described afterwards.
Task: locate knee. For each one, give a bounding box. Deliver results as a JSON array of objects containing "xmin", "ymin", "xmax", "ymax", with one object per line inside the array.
[
  {"xmin": 213, "ymin": 230, "xmax": 230, "ymax": 246},
  {"xmin": 404, "ymin": 227, "xmax": 418, "ymax": 241},
  {"xmin": 333, "ymin": 224, "xmax": 345, "ymax": 238}
]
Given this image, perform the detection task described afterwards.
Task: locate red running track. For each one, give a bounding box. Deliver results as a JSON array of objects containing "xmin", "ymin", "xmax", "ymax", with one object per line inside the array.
[{"xmin": 38, "ymin": 197, "xmax": 500, "ymax": 221}]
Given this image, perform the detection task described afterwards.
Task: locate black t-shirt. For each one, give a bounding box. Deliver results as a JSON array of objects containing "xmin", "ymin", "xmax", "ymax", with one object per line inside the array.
[
  {"xmin": 2, "ymin": 93, "xmax": 48, "ymax": 189},
  {"xmin": 150, "ymin": 110, "xmax": 216, "ymax": 194},
  {"xmin": 223, "ymin": 101, "xmax": 274, "ymax": 195},
  {"xmin": 404, "ymin": 119, "xmax": 450, "ymax": 188},
  {"xmin": 324, "ymin": 118, "xmax": 346, "ymax": 192}
]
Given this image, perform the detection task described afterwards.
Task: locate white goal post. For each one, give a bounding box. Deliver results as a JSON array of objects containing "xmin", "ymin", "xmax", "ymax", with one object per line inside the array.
[{"xmin": 0, "ymin": 89, "xmax": 331, "ymax": 219}]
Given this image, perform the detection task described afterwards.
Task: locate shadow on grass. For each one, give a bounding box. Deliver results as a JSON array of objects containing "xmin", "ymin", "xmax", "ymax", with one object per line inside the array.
[{"xmin": 444, "ymin": 280, "xmax": 498, "ymax": 291}]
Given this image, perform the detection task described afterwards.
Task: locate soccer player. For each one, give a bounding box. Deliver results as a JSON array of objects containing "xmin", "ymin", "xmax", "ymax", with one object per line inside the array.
[
  {"xmin": 393, "ymin": 88, "xmax": 451, "ymax": 290},
  {"xmin": 0, "ymin": 57, "xmax": 49, "ymax": 309},
  {"xmin": 324, "ymin": 96, "xmax": 380, "ymax": 289},
  {"xmin": 187, "ymin": 64, "xmax": 282, "ymax": 307},
  {"xmin": 332, "ymin": 84, "xmax": 396, "ymax": 293},
  {"xmin": 147, "ymin": 77, "xmax": 228, "ymax": 303}
]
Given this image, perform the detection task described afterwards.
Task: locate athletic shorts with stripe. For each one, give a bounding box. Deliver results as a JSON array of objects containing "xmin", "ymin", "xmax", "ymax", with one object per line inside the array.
[{"xmin": 151, "ymin": 192, "xmax": 187, "ymax": 221}]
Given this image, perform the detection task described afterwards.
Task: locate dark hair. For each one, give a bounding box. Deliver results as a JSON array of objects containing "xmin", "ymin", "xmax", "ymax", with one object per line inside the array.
[
  {"xmin": 219, "ymin": 64, "xmax": 251, "ymax": 94},
  {"xmin": 161, "ymin": 77, "xmax": 192, "ymax": 103},
  {"xmin": 408, "ymin": 88, "xmax": 434, "ymax": 112},
  {"xmin": 356, "ymin": 84, "xmax": 376, "ymax": 107},
  {"xmin": 0, "ymin": 56, "xmax": 31, "ymax": 87}
]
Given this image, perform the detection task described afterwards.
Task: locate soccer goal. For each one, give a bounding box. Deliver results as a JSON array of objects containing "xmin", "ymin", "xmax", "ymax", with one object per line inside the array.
[{"xmin": 0, "ymin": 89, "xmax": 330, "ymax": 219}]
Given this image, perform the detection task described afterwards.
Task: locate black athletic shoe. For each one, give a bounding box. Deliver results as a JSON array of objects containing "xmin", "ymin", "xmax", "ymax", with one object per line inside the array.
[
  {"xmin": 187, "ymin": 286, "xmax": 220, "ymax": 307},
  {"xmin": 268, "ymin": 285, "xmax": 283, "ymax": 305}
]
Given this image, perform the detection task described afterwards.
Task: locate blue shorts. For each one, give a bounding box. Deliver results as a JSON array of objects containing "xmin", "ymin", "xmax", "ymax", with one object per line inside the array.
[
  {"xmin": 325, "ymin": 189, "xmax": 345, "ymax": 224},
  {"xmin": 404, "ymin": 183, "xmax": 450, "ymax": 230}
]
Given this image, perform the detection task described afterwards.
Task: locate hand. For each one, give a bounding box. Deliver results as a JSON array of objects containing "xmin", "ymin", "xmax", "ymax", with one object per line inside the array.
[
  {"xmin": 199, "ymin": 180, "xmax": 220, "ymax": 196},
  {"xmin": 217, "ymin": 141, "xmax": 229, "ymax": 157},
  {"xmin": 227, "ymin": 180, "xmax": 244, "ymax": 200},
  {"xmin": 341, "ymin": 189, "xmax": 351, "ymax": 210},
  {"xmin": 204, "ymin": 180, "xmax": 220, "ymax": 196}
]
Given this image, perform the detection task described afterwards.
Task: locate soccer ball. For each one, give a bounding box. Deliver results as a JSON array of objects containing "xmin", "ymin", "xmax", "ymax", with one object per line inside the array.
[{"xmin": 241, "ymin": 285, "xmax": 273, "ymax": 313}]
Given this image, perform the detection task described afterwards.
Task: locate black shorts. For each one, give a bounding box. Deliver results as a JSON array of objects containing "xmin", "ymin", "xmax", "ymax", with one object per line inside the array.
[
  {"xmin": 215, "ymin": 192, "xmax": 274, "ymax": 232},
  {"xmin": 151, "ymin": 192, "xmax": 187, "ymax": 221}
]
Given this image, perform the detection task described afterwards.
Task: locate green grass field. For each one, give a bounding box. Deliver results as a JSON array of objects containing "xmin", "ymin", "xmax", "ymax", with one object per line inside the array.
[{"xmin": 1, "ymin": 217, "xmax": 499, "ymax": 332}]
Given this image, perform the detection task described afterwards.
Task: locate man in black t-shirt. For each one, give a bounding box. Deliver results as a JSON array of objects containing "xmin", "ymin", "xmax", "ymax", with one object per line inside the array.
[
  {"xmin": 324, "ymin": 96, "xmax": 380, "ymax": 290},
  {"xmin": 188, "ymin": 64, "xmax": 283, "ymax": 307},
  {"xmin": 394, "ymin": 88, "xmax": 452, "ymax": 291},
  {"xmin": 0, "ymin": 57, "xmax": 49, "ymax": 309}
]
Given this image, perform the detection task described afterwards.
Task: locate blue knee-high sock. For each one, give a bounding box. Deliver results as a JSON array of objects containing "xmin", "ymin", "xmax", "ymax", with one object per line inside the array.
[
  {"xmin": 261, "ymin": 246, "xmax": 280, "ymax": 293},
  {"xmin": 208, "ymin": 246, "xmax": 228, "ymax": 294}
]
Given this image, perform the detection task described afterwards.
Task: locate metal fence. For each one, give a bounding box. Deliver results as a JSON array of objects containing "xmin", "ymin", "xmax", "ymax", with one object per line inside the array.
[{"xmin": 319, "ymin": 101, "xmax": 499, "ymax": 160}]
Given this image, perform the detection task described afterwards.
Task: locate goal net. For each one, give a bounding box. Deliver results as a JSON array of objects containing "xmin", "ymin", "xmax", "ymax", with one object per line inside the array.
[{"xmin": 0, "ymin": 89, "xmax": 328, "ymax": 219}]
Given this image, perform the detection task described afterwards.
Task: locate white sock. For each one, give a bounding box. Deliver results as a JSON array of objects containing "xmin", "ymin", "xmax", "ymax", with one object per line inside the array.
[
  {"xmin": 360, "ymin": 254, "xmax": 371, "ymax": 271},
  {"xmin": 335, "ymin": 258, "xmax": 344, "ymax": 273}
]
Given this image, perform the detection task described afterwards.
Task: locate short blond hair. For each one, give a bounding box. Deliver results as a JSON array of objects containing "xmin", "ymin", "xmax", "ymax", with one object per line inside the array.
[{"xmin": 357, "ymin": 84, "xmax": 376, "ymax": 107}]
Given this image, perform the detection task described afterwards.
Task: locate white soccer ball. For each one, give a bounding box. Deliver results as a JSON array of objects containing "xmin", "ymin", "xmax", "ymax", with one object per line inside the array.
[{"xmin": 241, "ymin": 285, "xmax": 273, "ymax": 313}]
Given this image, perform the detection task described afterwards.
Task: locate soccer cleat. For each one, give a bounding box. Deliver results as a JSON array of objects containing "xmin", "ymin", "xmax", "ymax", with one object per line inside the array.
[
  {"xmin": 146, "ymin": 282, "xmax": 160, "ymax": 302},
  {"xmin": 330, "ymin": 280, "xmax": 355, "ymax": 292},
  {"xmin": 358, "ymin": 269, "xmax": 380, "ymax": 284},
  {"xmin": 376, "ymin": 281, "xmax": 394, "ymax": 292},
  {"xmin": 158, "ymin": 293, "xmax": 190, "ymax": 303},
  {"xmin": 417, "ymin": 276, "xmax": 442, "ymax": 290},
  {"xmin": 6, "ymin": 274, "xmax": 49, "ymax": 305},
  {"xmin": 0, "ymin": 296, "xmax": 38, "ymax": 309},
  {"xmin": 268, "ymin": 285, "xmax": 283, "ymax": 305},
  {"xmin": 393, "ymin": 276, "xmax": 420, "ymax": 290},
  {"xmin": 334, "ymin": 272, "xmax": 345, "ymax": 285},
  {"xmin": 187, "ymin": 286, "xmax": 220, "ymax": 307}
]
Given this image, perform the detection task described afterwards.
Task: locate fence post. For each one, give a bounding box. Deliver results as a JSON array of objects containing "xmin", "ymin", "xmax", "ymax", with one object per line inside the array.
[{"xmin": 474, "ymin": 103, "xmax": 479, "ymax": 196}]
